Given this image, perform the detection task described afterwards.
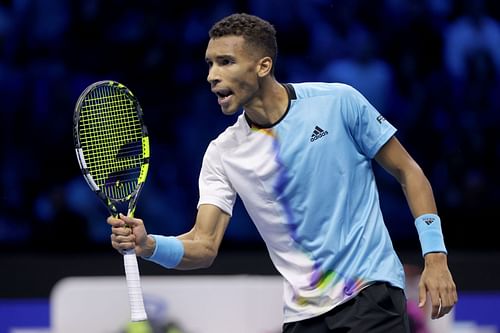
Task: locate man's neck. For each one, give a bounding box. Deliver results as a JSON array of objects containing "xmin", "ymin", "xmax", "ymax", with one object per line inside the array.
[{"xmin": 244, "ymin": 78, "xmax": 289, "ymax": 128}]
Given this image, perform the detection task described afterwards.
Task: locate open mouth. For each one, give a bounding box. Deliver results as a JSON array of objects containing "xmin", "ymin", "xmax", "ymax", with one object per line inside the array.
[
  {"xmin": 215, "ymin": 89, "xmax": 234, "ymax": 105},
  {"xmin": 215, "ymin": 89, "xmax": 232, "ymax": 98}
]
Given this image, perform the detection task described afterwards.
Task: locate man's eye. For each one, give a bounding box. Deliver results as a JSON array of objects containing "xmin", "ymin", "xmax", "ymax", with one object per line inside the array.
[{"xmin": 222, "ymin": 59, "xmax": 233, "ymax": 65}]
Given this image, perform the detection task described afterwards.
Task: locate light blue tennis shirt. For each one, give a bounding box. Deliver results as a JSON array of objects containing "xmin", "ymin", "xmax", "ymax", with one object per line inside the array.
[{"xmin": 198, "ymin": 82, "xmax": 405, "ymax": 323}]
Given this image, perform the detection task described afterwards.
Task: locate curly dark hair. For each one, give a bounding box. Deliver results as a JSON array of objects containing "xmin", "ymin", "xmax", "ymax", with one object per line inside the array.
[{"xmin": 209, "ymin": 13, "xmax": 278, "ymax": 66}]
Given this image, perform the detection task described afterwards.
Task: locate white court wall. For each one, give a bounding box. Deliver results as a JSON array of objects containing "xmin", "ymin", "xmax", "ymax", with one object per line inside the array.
[{"xmin": 50, "ymin": 275, "xmax": 284, "ymax": 333}]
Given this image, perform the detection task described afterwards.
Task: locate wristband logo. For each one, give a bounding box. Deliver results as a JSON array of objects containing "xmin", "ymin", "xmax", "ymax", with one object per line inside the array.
[{"xmin": 423, "ymin": 217, "xmax": 435, "ymax": 225}]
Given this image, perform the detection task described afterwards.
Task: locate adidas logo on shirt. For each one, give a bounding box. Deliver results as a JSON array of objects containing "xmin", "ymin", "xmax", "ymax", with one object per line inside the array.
[{"xmin": 310, "ymin": 126, "xmax": 329, "ymax": 142}]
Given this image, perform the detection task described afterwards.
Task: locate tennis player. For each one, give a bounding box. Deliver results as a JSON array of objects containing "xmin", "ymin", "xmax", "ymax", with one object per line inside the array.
[{"xmin": 109, "ymin": 13, "xmax": 457, "ymax": 332}]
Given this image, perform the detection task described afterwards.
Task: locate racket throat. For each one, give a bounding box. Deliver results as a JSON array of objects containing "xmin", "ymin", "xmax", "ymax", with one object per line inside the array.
[{"xmin": 99, "ymin": 193, "xmax": 133, "ymax": 217}]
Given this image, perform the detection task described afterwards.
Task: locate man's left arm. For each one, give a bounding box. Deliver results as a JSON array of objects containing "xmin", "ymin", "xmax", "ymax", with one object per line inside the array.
[{"xmin": 375, "ymin": 136, "xmax": 458, "ymax": 319}]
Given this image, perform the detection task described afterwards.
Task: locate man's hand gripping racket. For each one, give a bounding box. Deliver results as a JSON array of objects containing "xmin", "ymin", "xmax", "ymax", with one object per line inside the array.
[{"xmin": 73, "ymin": 80, "xmax": 150, "ymax": 322}]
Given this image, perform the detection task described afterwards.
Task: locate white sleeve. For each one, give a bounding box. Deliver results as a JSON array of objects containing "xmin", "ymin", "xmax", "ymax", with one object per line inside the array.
[{"xmin": 197, "ymin": 141, "xmax": 236, "ymax": 216}]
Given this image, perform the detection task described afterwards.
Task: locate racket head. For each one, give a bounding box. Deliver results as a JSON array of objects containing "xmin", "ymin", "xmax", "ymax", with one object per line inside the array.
[{"xmin": 73, "ymin": 80, "xmax": 150, "ymax": 216}]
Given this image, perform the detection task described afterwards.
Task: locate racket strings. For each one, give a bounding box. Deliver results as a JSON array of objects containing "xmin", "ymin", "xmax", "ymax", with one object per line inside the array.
[{"xmin": 78, "ymin": 85, "xmax": 145, "ymax": 200}]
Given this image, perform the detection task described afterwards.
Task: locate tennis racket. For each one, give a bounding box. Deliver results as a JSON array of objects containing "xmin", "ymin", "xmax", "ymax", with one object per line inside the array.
[{"xmin": 73, "ymin": 80, "xmax": 150, "ymax": 322}]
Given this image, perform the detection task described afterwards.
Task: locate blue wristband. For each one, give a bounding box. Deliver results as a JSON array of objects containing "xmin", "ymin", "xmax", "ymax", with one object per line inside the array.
[
  {"xmin": 415, "ymin": 213, "xmax": 447, "ymax": 257},
  {"xmin": 143, "ymin": 235, "xmax": 184, "ymax": 268}
]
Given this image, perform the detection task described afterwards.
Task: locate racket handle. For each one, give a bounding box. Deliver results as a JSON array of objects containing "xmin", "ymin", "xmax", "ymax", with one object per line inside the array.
[{"xmin": 123, "ymin": 249, "xmax": 148, "ymax": 322}]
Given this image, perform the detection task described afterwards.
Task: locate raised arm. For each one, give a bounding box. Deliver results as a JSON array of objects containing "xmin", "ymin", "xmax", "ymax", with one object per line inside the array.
[
  {"xmin": 108, "ymin": 204, "xmax": 230, "ymax": 270},
  {"xmin": 374, "ymin": 136, "xmax": 457, "ymax": 319}
]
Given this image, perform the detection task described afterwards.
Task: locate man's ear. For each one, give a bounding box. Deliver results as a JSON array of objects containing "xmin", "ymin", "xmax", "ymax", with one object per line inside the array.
[{"xmin": 257, "ymin": 56, "xmax": 273, "ymax": 77}]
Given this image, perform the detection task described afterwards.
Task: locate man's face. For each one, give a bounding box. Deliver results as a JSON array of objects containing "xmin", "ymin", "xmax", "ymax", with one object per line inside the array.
[{"xmin": 205, "ymin": 35, "xmax": 261, "ymax": 115}]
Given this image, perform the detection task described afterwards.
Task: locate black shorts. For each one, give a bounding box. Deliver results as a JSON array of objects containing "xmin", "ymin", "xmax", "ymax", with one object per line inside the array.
[{"xmin": 283, "ymin": 282, "xmax": 410, "ymax": 333}]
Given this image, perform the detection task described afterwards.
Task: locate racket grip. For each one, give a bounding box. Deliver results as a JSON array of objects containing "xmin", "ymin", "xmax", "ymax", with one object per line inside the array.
[{"xmin": 123, "ymin": 249, "xmax": 148, "ymax": 322}]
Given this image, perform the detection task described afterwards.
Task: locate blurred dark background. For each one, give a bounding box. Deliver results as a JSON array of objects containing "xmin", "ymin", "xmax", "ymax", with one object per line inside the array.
[{"xmin": 0, "ymin": 0, "xmax": 500, "ymax": 297}]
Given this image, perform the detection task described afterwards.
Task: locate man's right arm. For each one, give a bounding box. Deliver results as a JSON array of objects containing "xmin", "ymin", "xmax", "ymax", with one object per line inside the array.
[
  {"xmin": 108, "ymin": 204, "xmax": 230, "ymax": 270},
  {"xmin": 172, "ymin": 204, "xmax": 231, "ymax": 269}
]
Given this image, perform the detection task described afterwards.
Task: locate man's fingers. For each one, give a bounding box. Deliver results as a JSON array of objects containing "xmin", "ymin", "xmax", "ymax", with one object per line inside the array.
[
  {"xmin": 436, "ymin": 286, "xmax": 458, "ymax": 318},
  {"xmin": 111, "ymin": 233, "xmax": 135, "ymax": 243},
  {"xmin": 107, "ymin": 214, "xmax": 143, "ymax": 227},
  {"xmin": 431, "ymin": 294, "xmax": 455, "ymax": 319},
  {"xmin": 436, "ymin": 298, "xmax": 442, "ymax": 319},
  {"xmin": 119, "ymin": 214, "xmax": 143, "ymax": 227},
  {"xmin": 420, "ymin": 284, "xmax": 445, "ymax": 319},
  {"xmin": 111, "ymin": 225, "xmax": 133, "ymax": 236},
  {"xmin": 430, "ymin": 292, "xmax": 442, "ymax": 319},
  {"xmin": 109, "ymin": 214, "xmax": 147, "ymax": 256},
  {"xmin": 111, "ymin": 234, "xmax": 136, "ymax": 250},
  {"xmin": 418, "ymin": 284, "xmax": 427, "ymax": 308},
  {"xmin": 107, "ymin": 215, "xmax": 125, "ymax": 227},
  {"xmin": 112, "ymin": 241, "xmax": 135, "ymax": 251}
]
